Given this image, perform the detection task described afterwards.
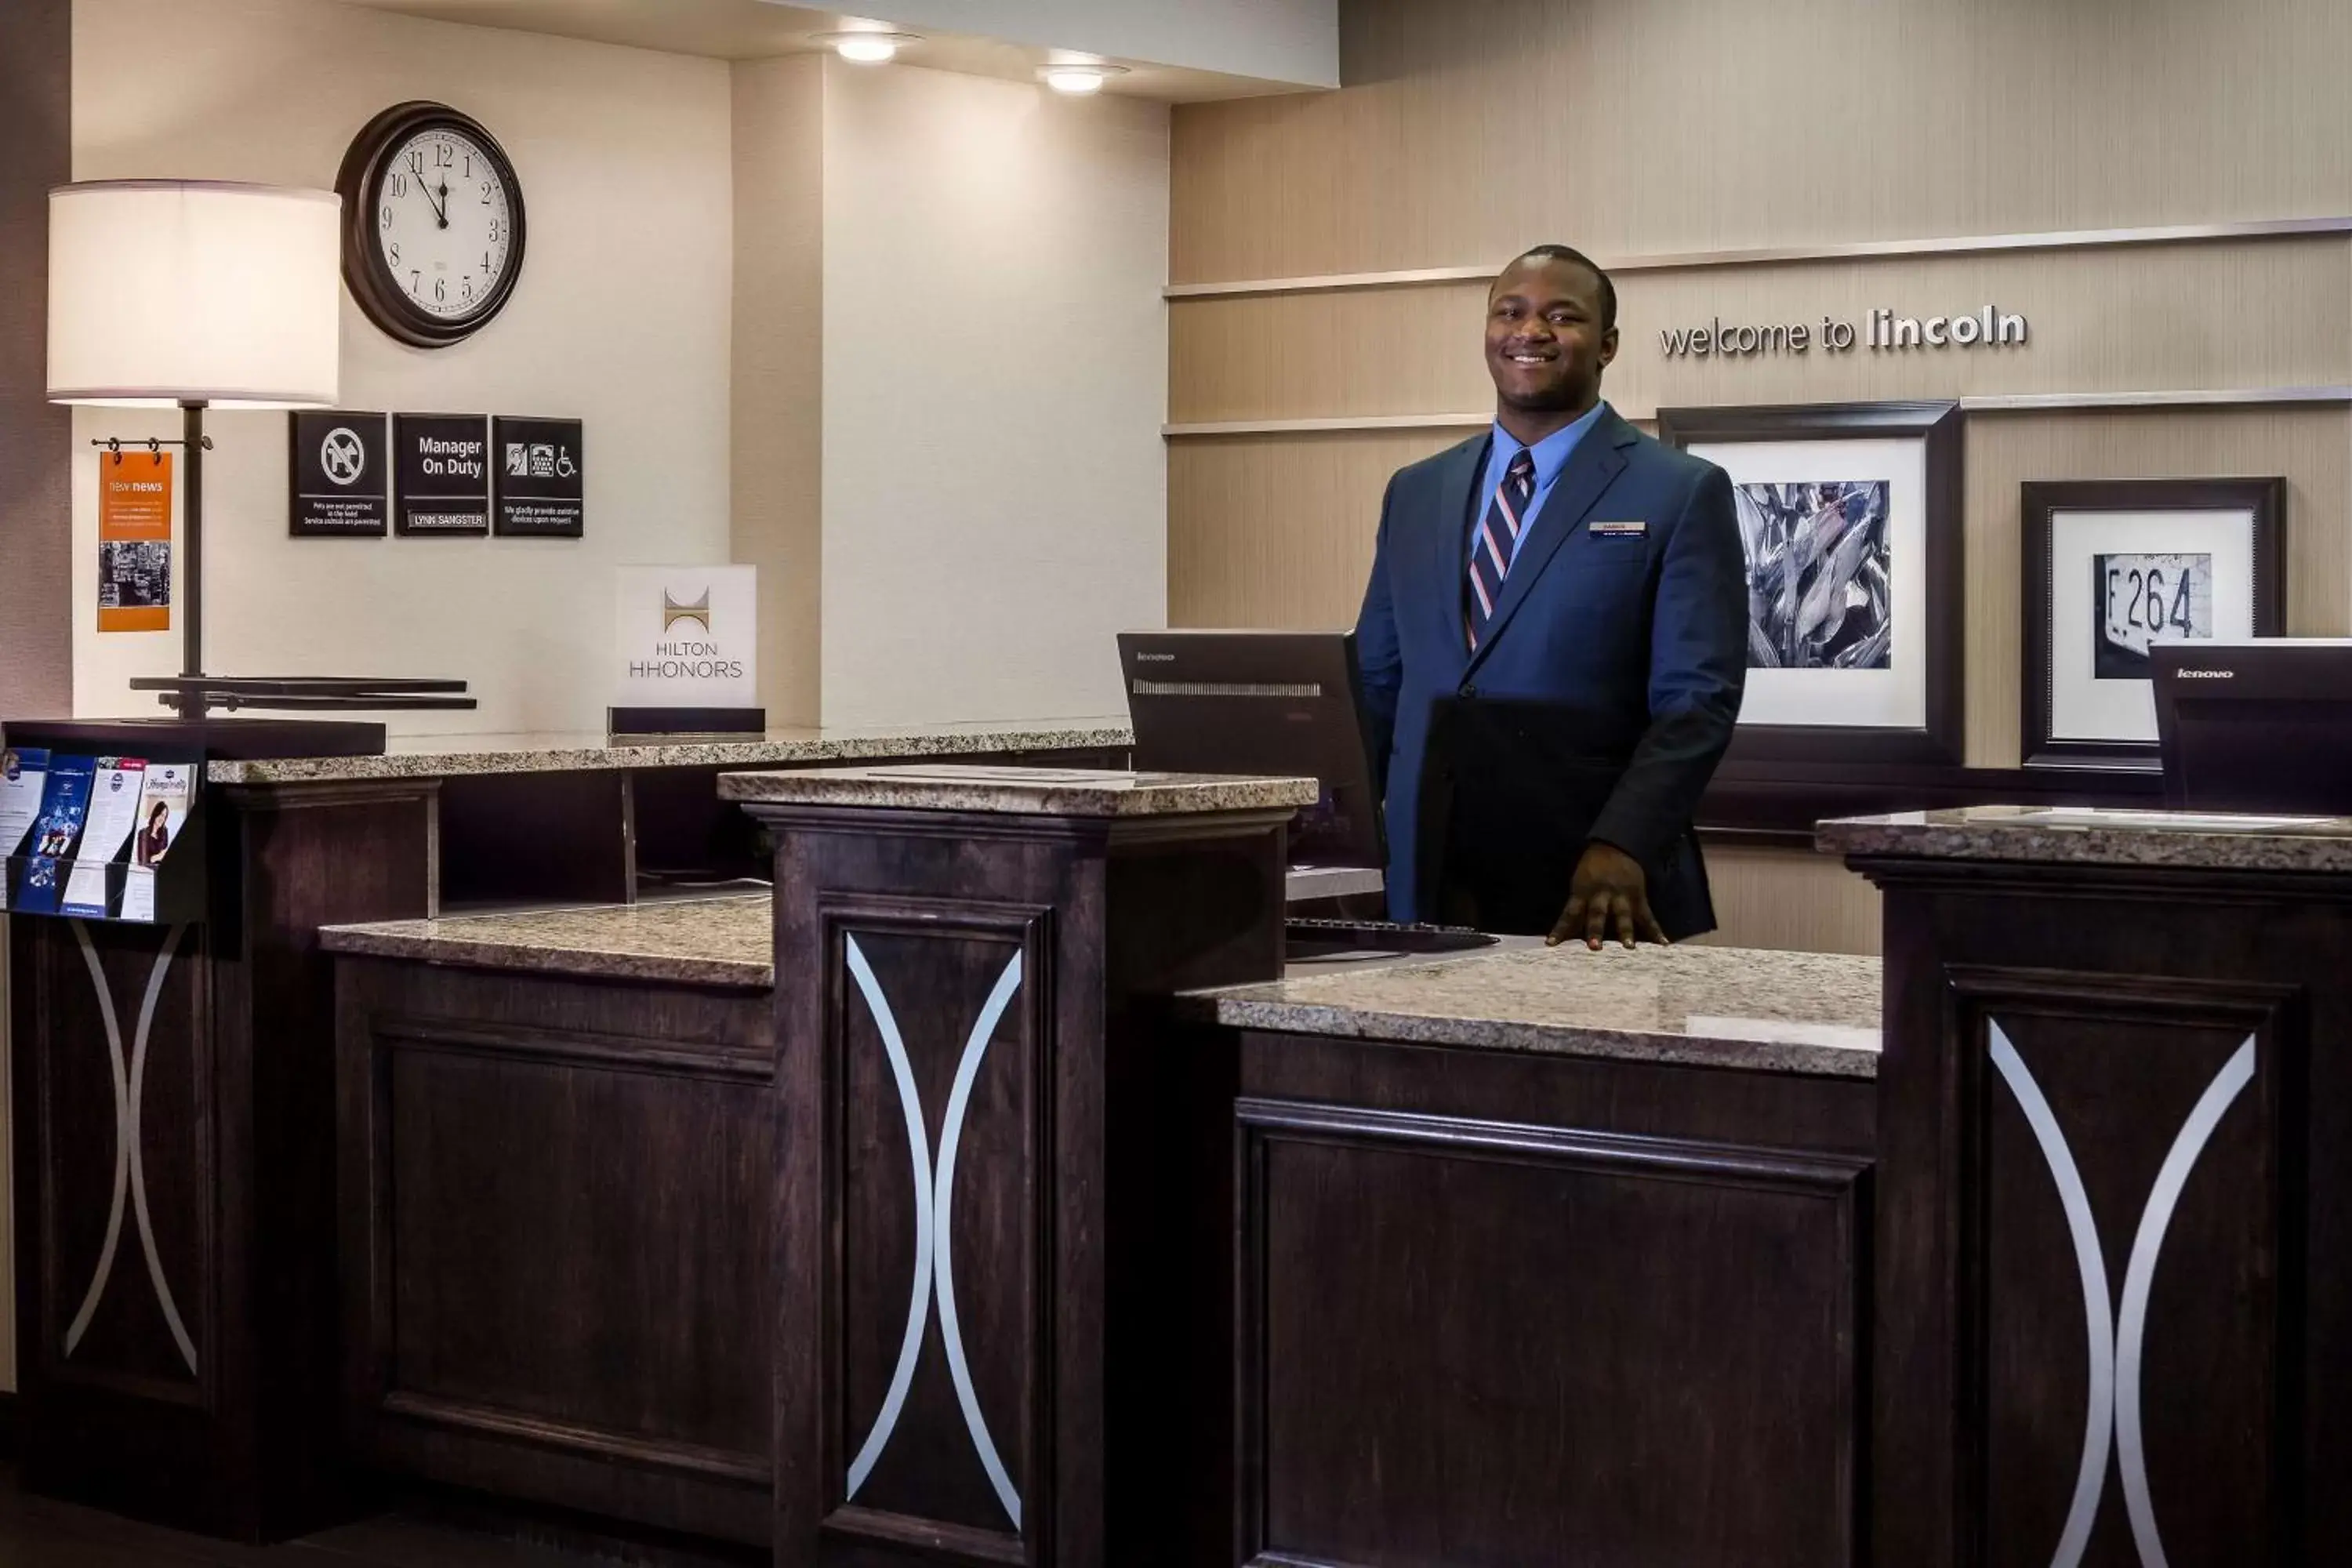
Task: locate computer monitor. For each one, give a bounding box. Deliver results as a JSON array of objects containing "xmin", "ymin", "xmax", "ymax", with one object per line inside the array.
[
  {"xmin": 2154, "ymin": 640, "xmax": 2352, "ymax": 812},
  {"xmin": 1116, "ymin": 630, "xmax": 1384, "ymax": 867}
]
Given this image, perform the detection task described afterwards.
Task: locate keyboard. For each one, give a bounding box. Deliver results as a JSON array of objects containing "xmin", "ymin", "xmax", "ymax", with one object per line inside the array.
[{"xmin": 1283, "ymin": 917, "xmax": 1499, "ymax": 957}]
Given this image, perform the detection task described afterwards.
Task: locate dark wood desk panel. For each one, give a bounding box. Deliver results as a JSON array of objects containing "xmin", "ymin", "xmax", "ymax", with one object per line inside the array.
[
  {"xmin": 1235, "ymin": 1031, "xmax": 1875, "ymax": 1568},
  {"xmin": 750, "ymin": 792, "xmax": 1293, "ymax": 1568},
  {"xmin": 336, "ymin": 958, "xmax": 774, "ymax": 1545},
  {"xmin": 1854, "ymin": 852, "xmax": 2341, "ymax": 1568},
  {"xmin": 9, "ymin": 779, "xmax": 434, "ymax": 1541}
]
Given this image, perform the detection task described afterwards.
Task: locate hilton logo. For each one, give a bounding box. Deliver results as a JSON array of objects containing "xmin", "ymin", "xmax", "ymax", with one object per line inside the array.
[
  {"xmin": 2176, "ymin": 669, "xmax": 2237, "ymax": 679},
  {"xmin": 633, "ymin": 583, "xmax": 745, "ymax": 682},
  {"xmin": 618, "ymin": 565, "xmax": 755, "ymax": 699}
]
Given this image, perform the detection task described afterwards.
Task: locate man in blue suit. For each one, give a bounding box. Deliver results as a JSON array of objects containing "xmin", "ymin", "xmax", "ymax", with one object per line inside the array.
[{"xmin": 1356, "ymin": 245, "xmax": 1748, "ymax": 949}]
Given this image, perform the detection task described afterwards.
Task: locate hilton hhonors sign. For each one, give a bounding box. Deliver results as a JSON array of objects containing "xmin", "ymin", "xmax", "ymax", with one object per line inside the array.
[{"xmin": 612, "ymin": 565, "xmax": 758, "ymax": 710}]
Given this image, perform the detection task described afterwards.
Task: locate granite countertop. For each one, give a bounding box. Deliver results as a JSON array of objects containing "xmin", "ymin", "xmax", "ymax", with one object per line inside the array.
[
  {"xmin": 719, "ymin": 764, "xmax": 1319, "ymax": 817},
  {"xmin": 1180, "ymin": 943, "xmax": 1882, "ymax": 1078},
  {"xmin": 202, "ymin": 717, "xmax": 1134, "ymax": 786},
  {"xmin": 320, "ymin": 894, "xmax": 774, "ymax": 988},
  {"xmin": 1817, "ymin": 804, "xmax": 2352, "ymax": 873}
]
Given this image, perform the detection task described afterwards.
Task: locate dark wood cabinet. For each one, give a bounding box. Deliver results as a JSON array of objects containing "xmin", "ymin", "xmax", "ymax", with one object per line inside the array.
[
  {"xmin": 335, "ymin": 960, "xmax": 776, "ymax": 1544},
  {"xmin": 746, "ymin": 796, "xmax": 1292, "ymax": 1567},
  {"xmin": 9, "ymin": 779, "xmax": 433, "ymax": 1539},
  {"xmin": 1232, "ymin": 1033, "xmax": 1877, "ymax": 1568},
  {"xmin": 1851, "ymin": 851, "xmax": 2343, "ymax": 1567}
]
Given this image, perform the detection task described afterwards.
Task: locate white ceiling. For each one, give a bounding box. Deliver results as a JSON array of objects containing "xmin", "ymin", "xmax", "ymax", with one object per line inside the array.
[{"xmin": 335, "ymin": 0, "xmax": 1326, "ymax": 100}]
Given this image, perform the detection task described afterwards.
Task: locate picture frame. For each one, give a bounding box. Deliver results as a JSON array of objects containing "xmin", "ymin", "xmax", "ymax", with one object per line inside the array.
[
  {"xmin": 1656, "ymin": 400, "xmax": 1964, "ymax": 769},
  {"xmin": 2020, "ymin": 477, "xmax": 2284, "ymax": 771}
]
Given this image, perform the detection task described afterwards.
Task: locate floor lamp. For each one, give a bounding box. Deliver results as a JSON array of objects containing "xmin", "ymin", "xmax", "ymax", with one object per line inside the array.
[{"xmin": 45, "ymin": 180, "xmax": 472, "ymax": 720}]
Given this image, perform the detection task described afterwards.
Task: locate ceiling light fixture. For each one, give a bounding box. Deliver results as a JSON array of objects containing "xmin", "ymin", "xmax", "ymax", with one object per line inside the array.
[
  {"xmin": 1040, "ymin": 63, "xmax": 1128, "ymax": 95},
  {"xmin": 811, "ymin": 30, "xmax": 921, "ymax": 64}
]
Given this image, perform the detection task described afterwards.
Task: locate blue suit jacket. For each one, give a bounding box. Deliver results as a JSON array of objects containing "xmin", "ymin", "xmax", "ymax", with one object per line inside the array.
[{"xmin": 1356, "ymin": 406, "xmax": 1748, "ymax": 931}]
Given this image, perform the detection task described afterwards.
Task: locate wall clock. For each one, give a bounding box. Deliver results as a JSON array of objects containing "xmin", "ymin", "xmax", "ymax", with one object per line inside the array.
[{"xmin": 336, "ymin": 100, "xmax": 526, "ymax": 348}]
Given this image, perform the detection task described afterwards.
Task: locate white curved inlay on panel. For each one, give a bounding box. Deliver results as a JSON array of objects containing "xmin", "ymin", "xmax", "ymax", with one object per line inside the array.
[
  {"xmin": 1988, "ymin": 1021, "xmax": 2256, "ymax": 1568},
  {"xmin": 64, "ymin": 920, "xmax": 197, "ymax": 1377},
  {"xmin": 841, "ymin": 934, "xmax": 1025, "ymax": 1533}
]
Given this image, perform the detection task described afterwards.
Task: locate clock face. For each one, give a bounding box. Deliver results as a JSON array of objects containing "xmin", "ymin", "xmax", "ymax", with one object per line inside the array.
[
  {"xmin": 339, "ymin": 103, "xmax": 527, "ymax": 347},
  {"xmin": 375, "ymin": 127, "xmax": 514, "ymax": 324}
]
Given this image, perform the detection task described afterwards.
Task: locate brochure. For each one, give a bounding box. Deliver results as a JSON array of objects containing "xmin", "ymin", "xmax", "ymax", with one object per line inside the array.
[
  {"xmin": 0, "ymin": 746, "xmax": 50, "ymax": 912},
  {"xmin": 119, "ymin": 761, "xmax": 194, "ymax": 923},
  {"xmin": 16, "ymin": 755, "xmax": 97, "ymax": 915},
  {"xmin": 63, "ymin": 757, "xmax": 147, "ymax": 916}
]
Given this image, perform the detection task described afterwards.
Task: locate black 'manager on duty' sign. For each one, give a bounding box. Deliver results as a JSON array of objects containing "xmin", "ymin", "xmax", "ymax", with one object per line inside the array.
[{"xmin": 394, "ymin": 413, "xmax": 492, "ymax": 536}]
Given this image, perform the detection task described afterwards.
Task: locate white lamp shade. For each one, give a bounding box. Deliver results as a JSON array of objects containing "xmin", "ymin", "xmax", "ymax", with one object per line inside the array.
[{"xmin": 48, "ymin": 180, "xmax": 342, "ymax": 408}]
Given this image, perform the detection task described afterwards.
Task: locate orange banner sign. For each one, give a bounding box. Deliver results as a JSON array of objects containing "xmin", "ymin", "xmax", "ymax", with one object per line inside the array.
[{"xmin": 97, "ymin": 449, "xmax": 172, "ymax": 633}]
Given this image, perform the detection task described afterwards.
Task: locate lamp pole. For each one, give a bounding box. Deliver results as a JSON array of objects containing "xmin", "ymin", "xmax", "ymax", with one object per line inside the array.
[{"xmin": 181, "ymin": 397, "xmax": 206, "ymax": 720}]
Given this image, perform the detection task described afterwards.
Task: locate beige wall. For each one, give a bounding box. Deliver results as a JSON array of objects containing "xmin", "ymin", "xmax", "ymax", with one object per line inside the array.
[
  {"xmin": 731, "ymin": 53, "xmax": 826, "ymax": 725},
  {"xmin": 1167, "ymin": 0, "xmax": 2352, "ymax": 953},
  {"xmin": 70, "ymin": 0, "xmax": 736, "ymax": 735},
  {"xmin": 817, "ymin": 60, "xmax": 1170, "ymax": 728}
]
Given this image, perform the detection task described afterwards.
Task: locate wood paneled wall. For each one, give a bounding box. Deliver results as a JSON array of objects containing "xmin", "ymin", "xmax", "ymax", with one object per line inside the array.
[
  {"xmin": 1169, "ymin": 239, "xmax": 2352, "ymax": 426},
  {"xmin": 1166, "ymin": 0, "xmax": 2352, "ymax": 953},
  {"xmin": 1697, "ymin": 844, "xmax": 1882, "ymax": 956},
  {"xmin": 1173, "ymin": 0, "xmax": 2352, "ymax": 281},
  {"xmin": 1962, "ymin": 407, "xmax": 2350, "ymax": 765}
]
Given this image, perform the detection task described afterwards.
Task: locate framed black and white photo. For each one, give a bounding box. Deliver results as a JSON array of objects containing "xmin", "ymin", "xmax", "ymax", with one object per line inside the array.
[
  {"xmin": 1657, "ymin": 401, "xmax": 1964, "ymax": 769},
  {"xmin": 2022, "ymin": 477, "xmax": 2283, "ymax": 770}
]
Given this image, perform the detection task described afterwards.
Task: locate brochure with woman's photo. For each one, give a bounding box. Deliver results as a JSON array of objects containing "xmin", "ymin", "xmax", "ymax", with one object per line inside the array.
[{"xmin": 121, "ymin": 762, "xmax": 194, "ymax": 922}]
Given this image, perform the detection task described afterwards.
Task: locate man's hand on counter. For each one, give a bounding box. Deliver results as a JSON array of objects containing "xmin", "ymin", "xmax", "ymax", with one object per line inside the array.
[{"xmin": 1549, "ymin": 840, "xmax": 1670, "ymax": 951}]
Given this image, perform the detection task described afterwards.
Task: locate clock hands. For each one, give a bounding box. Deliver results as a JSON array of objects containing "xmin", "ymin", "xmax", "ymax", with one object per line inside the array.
[{"xmin": 412, "ymin": 169, "xmax": 451, "ymax": 229}]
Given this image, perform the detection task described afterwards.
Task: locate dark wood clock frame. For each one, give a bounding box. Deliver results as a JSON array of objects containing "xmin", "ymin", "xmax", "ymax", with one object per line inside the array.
[{"xmin": 335, "ymin": 100, "xmax": 528, "ymax": 349}]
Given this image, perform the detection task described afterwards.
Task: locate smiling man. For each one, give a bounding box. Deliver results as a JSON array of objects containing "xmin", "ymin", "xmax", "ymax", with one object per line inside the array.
[{"xmin": 1355, "ymin": 245, "xmax": 1748, "ymax": 949}]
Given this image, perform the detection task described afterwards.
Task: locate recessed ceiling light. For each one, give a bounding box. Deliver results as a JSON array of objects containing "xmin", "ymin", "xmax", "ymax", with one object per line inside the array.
[
  {"xmin": 1040, "ymin": 63, "xmax": 1128, "ymax": 95},
  {"xmin": 811, "ymin": 30, "xmax": 922, "ymax": 64}
]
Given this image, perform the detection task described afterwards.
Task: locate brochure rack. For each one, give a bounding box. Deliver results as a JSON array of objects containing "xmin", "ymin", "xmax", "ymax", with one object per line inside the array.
[{"xmin": 0, "ymin": 718, "xmax": 382, "ymax": 927}]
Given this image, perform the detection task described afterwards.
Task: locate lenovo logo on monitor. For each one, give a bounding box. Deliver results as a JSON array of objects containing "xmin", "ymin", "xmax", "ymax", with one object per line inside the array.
[{"xmin": 2176, "ymin": 669, "xmax": 2237, "ymax": 679}]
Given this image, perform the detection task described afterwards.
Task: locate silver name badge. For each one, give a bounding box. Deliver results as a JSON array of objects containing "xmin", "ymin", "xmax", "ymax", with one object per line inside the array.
[{"xmin": 1588, "ymin": 520, "xmax": 1647, "ymax": 537}]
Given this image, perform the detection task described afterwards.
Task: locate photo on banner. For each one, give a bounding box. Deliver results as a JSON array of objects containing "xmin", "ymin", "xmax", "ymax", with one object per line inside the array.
[{"xmin": 97, "ymin": 448, "xmax": 172, "ymax": 632}]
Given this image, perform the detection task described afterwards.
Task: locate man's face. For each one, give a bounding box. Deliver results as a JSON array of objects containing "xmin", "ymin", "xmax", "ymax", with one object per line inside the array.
[{"xmin": 1485, "ymin": 258, "xmax": 1618, "ymax": 415}]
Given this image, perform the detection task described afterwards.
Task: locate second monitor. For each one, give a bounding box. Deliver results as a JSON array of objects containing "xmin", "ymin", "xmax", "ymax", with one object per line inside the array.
[{"xmin": 1116, "ymin": 630, "xmax": 1384, "ymax": 869}]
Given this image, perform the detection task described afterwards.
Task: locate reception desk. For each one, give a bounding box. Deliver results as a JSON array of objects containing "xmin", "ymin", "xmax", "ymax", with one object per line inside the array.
[
  {"xmin": 317, "ymin": 763, "xmax": 1885, "ymax": 1566},
  {"xmin": 21, "ymin": 730, "xmax": 2350, "ymax": 1563},
  {"xmin": 1820, "ymin": 806, "xmax": 2352, "ymax": 1567},
  {"xmin": 2, "ymin": 720, "xmax": 1128, "ymax": 1541}
]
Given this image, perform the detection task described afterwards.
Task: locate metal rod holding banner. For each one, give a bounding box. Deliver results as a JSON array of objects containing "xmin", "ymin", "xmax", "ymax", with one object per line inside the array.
[{"xmin": 182, "ymin": 400, "xmax": 205, "ymax": 720}]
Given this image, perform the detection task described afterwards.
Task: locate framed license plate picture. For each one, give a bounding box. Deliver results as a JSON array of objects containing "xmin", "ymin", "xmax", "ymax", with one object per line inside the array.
[
  {"xmin": 2021, "ymin": 477, "xmax": 2284, "ymax": 770},
  {"xmin": 1656, "ymin": 400, "xmax": 1965, "ymax": 769}
]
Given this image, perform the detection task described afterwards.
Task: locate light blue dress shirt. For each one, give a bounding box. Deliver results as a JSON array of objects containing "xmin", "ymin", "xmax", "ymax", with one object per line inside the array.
[{"xmin": 1472, "ymin": 399, "xmax": 1610, "ymax": 568}]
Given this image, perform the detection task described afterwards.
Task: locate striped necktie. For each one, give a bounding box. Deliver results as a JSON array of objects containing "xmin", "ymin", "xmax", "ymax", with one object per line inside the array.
[{"xmin": 1467, "ymin": 448, "xmax": 1536, "ymax": 651}]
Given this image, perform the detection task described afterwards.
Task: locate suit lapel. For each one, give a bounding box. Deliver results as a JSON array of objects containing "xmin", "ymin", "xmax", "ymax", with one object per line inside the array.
[
  {"xmin": 1465, "ymin": 409, "xmax": 1636, "ymax": 673},
  {"xmin": 1422, "ymin": 434, "xmax": 1489, "ymax": 659}
]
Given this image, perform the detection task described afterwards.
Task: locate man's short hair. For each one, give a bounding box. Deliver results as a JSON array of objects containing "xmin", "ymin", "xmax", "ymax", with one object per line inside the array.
[{"xmin": 1505, "ymin": 244, "xmax": 1617, "ymax": 333}]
